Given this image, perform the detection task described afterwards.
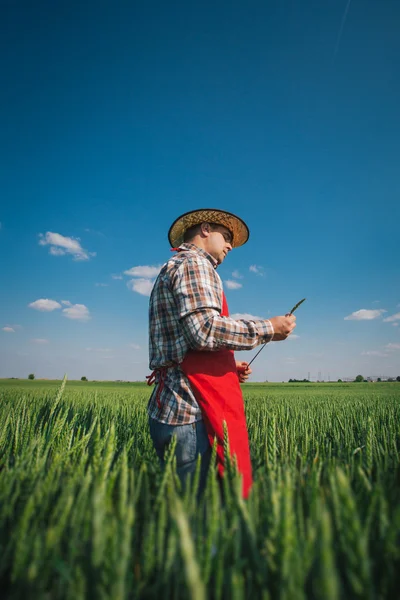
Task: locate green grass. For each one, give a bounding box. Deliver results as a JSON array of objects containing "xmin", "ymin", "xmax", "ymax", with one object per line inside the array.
[{"xmin": 1, "ymin": 379, "xmax": 400, "ymax": 599}]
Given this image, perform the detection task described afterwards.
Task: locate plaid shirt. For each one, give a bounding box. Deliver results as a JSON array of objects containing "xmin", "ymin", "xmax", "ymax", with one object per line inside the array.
[{"xmin": 147, "ymin": 243, "xmax": 274, "ymax": 424}]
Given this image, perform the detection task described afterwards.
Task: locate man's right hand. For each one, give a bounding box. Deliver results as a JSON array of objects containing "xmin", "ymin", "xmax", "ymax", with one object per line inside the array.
[{"xmin": 268, "ymin": 314, "xmax": 296, "ymax": 341}]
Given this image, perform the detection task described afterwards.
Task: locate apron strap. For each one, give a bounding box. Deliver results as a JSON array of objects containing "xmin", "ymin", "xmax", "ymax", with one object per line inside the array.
[{"xmin": 146, "ymin": 367, "xmax": 169, "ymax": 409}]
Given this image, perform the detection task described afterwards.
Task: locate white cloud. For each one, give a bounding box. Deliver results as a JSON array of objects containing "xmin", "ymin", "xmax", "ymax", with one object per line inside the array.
[
  {"xmin": 29, "ymin": 299, "xmax": 62, "ymax": 312},
  {"xmin": 62, "ymin": 304, "xmax": 90, "ymax": 321},
  {"xmin": 286, "ymin": 334, "xmax": 300, "ymax": 340},
  {"xmin": 2, "ymin": 324, "xmax": 22, "ymax": 332},
  {"xmin": 249, "ymin": 265, "xmax": 265, "ymax": 276},
  {"xmin": 124, "ymin": 265, "xmax": 161, "ymax": 278},
  {"xmin": 95, "ymin": 283, "xmax": 108, "ymax": 287},
  {"xmin": 225, "ymin": 280, "xmax": 242, "ymax": 290},
  {"xmin": 129, "ymin": 343, "xmax": 141, "ymax": 350},
  {"xmin": 49, "ymin": 246, "xmax": 66, "ymax": 256},
  {"xmin": 230, "ymin": 313, "xmax": 263, "ymax": 321},
  {"xmin": 111, "ymin": 274, "xmax": 123, "ymax": 280},
  {"xmin": 232, "ymin": 270, "xmax": 243, "ymax": 279},
  {"xmin": 127, "ymin": 278, "xmax": 155, "ymax": 296},
  {"xmin": 361, "ymin": 350, "xmax": 389, "ymax": 357},
  {"xmin": 39, "ymin": 231, "xmax": 95, "ymax": 261},
  {"xmin": 383, "ymin": 312, "xmax": 400, "ymax": 323},
  {"xmin": 392, "ymin": 323, "xmax": 399, "ymax": 327},
  {"xmin": 344, "ymin": 309, "xmax": 387, "ymax": 321},
  {"xmin": 124, "ymin": 266, "xmax": 161, "ymax": 296},
  {"xmin": 385, "ymin": 343, "xmax": 400, "ymax": 351},
  {"xmin": 29, "ymin": 299, "xmax": 89, "ymax": 320},
  {"xmin": 31, "ymin": 338, "xmax": 49, "ymax": 344}
]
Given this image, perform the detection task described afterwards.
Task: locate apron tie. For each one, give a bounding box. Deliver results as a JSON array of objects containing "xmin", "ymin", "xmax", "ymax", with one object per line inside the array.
[{"xmin": 146, "ymin": 367, "xmax": 169, "ymax": 409}]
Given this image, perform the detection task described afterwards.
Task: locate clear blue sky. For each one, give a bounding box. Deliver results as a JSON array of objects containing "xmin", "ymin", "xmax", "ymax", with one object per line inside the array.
[{"xmin": 1, "ymin": 0, "xmax": 399, "ymax": 381}]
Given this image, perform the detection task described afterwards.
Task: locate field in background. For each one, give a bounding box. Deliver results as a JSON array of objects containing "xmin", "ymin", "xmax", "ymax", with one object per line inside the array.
[
  {"xmin": 2, "ymin": 378, "xmax": 397, "ymax": 393},
  {"xmin": 1, "ymin": 379, "xmax": 399, "ymax": 599},
  {"xmin": 0, "ymin": 379, "xmax": 150, "ymax": 391}
]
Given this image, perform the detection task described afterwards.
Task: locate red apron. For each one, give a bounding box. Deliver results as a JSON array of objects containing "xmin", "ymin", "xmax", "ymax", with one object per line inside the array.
[{"xmin": 180, "ymin": 292, "xmax": 253, "ymax": 498}]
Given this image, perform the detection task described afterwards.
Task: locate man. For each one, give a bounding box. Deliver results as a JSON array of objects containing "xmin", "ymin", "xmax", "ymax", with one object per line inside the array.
[{"xmin": 147, "ymin": 209, "xmax": 296, "ymax": 498}]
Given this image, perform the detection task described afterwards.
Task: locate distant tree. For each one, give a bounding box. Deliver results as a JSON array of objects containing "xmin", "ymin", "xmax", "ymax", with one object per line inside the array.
[
  {"xmin": 28, "ymin": 373, "xmax": 35, "ymax": 380},
  {"xmin": 377, "ymin": 377, "xmax": 382, "ymax": 382},
  {"xmin": 337, "ymin": 379, "xmax": 343, "ymax": 383},
  {"xmin": 355, "ymin": 374, "xmax": 364, "ymax": 382},
  {"xmin": 397, "ymin": 376, "xmax": 400, "ymax": 382},
  {"xmin": 81, "ymin": 376, "xmax": 88, "ymax": 382}
]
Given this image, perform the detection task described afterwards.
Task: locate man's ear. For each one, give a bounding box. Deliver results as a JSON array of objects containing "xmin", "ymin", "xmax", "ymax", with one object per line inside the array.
[{"xmin": 200, "ymin": 222, "xmax": 211, "ymax": 236}]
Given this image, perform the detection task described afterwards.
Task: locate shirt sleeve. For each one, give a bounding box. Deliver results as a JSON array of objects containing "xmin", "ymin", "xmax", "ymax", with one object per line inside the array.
[{"xmin": 170, "ymin": 254, "xmax": 274, "ymax": 351}]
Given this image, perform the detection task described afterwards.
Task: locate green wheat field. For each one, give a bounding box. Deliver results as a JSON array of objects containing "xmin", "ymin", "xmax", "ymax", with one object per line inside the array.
[{"xmin": 1, "ymin": 378, "xmax": 400, "ymax": 599}]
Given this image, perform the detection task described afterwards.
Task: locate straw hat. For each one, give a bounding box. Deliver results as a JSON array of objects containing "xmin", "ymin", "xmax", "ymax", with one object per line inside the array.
[{"xmin": 168, "ymin": 208, "xmax": 249, "ymax": 249}]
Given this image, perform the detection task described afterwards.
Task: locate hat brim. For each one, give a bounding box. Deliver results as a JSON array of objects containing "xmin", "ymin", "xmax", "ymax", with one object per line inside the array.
[{"xmin": 168, "ymin": 208, "xmax": 249, "ymax": 249}]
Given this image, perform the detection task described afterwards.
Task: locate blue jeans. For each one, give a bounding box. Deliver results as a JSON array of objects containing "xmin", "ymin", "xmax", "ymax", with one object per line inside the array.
[{"xmin": 148, "ymin": 417, "xmax": 212, "ymax": 496}]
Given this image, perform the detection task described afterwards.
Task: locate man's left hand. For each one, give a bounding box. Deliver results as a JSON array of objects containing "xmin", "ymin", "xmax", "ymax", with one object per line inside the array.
[{"xmin": 236, "ymin": 361, "xmax": 252, "ymax": 383}]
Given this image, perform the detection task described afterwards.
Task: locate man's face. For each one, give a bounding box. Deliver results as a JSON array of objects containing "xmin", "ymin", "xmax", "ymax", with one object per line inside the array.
[{"xmin": 204, "ymin": 224, "xmax": 233, "ymax": 265}]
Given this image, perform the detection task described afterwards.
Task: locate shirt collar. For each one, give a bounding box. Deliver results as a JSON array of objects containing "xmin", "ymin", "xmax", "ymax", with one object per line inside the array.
[{"xmin": 178, "ymin": 243, "xmax": 218, "ymax": 269}]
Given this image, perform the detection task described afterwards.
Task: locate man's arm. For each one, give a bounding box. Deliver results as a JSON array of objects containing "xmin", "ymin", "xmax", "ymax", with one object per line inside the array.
[
  {"xmin": 171, "ymin": 255, "xmax": 274, "ymax": 351},
  {"xmin": 182, "ymin": 309, "xmax": 274, "ymax": 351}
]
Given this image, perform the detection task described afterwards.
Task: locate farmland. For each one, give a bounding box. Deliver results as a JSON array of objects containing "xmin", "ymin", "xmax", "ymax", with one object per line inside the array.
[{"xmin": 1, "ymin": 379, "xmax": 400, "ymax": 599}]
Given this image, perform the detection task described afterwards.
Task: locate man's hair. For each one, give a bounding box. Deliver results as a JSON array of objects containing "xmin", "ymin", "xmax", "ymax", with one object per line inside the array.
[{"xmin": 184, "ymin": 222, "xmax": 226, "ymax": 243}]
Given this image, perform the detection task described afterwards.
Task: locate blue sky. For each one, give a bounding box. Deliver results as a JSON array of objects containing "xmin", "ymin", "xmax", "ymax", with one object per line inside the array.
[{"xmin": 1, "ymin": 0, "xmax": 399, "ymax": 381}]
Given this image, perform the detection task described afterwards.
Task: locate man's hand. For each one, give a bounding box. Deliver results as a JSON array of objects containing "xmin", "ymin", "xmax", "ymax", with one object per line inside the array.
[
  {"xmin": 269, "ymin": 314, "xmax": 296, "ymax": 341},
  {"xmin": 236, "ymin": 361, "xmax": 252, "ymax": 382}
]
